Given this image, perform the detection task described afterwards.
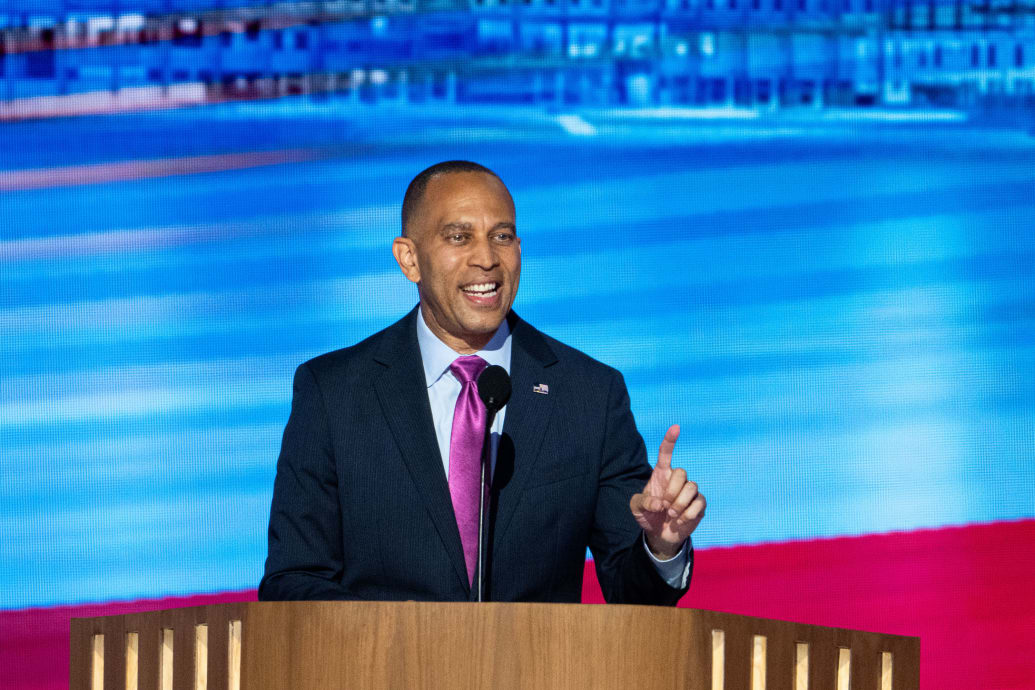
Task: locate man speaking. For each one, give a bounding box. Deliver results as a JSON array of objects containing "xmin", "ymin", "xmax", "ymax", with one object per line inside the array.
[{"xmin": 259, "ymin": 161, "xmax": 706, "ymax": 604}]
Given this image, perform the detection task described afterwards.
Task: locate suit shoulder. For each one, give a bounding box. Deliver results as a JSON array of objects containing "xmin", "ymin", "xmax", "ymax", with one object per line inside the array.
[{"xmin": 299, "ymin": 344, "xmax": 359, "ymax": 381}]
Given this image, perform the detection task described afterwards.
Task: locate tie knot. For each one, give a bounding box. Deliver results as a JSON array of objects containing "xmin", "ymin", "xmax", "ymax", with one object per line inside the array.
[{"xmin": 450, "ymin": 355, "xmax": 488, "ymax": 385}]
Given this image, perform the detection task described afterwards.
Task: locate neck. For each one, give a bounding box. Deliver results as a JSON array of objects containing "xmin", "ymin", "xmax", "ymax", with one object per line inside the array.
[
  {"xmin": 447, "ymin": 336, "xmax": 491, "ymax": 356},
  {"xmin": 419, "ymin": 306, "xmax": 496, "ymax": 355}
]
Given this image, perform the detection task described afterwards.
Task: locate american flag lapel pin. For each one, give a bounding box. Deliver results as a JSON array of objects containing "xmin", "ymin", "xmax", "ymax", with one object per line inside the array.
[{"xmin": 533, "ymin": 383, "xmax": 549, "ymax": 395}]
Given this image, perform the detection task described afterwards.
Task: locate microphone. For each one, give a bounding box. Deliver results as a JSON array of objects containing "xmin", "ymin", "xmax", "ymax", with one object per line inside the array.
[
  {"xmin": 474, "ymin": 365, "xmax": 511, "ymax": 602},
  {"xmin": 478, "ymin": 365, "xmax": 512, "ymax": 413}
]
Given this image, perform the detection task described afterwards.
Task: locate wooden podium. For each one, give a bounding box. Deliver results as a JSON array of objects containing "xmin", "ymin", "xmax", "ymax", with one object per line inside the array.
[{"xmin": 71, "ymin": 602, "xmax": 919, "ymax": 690}]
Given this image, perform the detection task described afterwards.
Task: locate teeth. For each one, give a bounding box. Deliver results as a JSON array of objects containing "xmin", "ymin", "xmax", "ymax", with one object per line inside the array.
[{"xmin": 463, "ymin": 282, "xmax": 498, "ymax": 295}]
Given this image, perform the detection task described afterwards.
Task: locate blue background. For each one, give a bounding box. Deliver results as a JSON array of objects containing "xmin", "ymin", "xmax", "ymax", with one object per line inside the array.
[
  {"xmin": 4, "ymin": 106, "xmax": 1034, "ymax": 610},
  {"xmin": 2, "ymin": 0, "xmax": 1034, "ymax": 612}
]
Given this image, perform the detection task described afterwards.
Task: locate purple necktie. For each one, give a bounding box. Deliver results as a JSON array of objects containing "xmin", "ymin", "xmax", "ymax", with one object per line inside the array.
[{"xmin": 448, "ymin": 355, "xmax": 489, "ymax": 586}]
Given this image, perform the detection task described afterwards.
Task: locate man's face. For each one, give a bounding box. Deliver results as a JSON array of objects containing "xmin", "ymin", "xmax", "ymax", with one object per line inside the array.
[{"xmin": 393, "ymin": 171, "xmax": 521, "ymax": 353}]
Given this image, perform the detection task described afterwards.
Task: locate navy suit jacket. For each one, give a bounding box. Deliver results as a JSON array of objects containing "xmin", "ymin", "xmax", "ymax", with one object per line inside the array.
[{"xmin": 259, "ymin": 307, "xmax": 689, "ymax": 604}]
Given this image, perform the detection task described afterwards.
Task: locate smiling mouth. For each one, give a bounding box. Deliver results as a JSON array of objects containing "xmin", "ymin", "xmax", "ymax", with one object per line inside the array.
[{"xmin": 461, "ymin": 282, "xmax": 501, "ymax": 300}]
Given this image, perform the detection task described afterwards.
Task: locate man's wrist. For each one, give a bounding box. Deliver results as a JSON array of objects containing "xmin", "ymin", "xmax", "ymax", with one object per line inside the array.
[{"xmin": 644, "ymin": 533, "xmax": 684, "ymax": 561}]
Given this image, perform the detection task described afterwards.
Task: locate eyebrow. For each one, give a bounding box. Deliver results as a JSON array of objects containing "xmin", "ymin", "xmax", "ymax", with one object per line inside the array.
[
  {"xmin": 440, "ymin": 221, "xmax": 516, "ymax": 233},
  {"xmin": 440, "ymin": 222, "xmax": 473, "ymax": 233}
]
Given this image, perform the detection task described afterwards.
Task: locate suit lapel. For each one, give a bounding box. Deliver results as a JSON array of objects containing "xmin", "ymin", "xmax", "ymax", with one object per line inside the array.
[
  {"xmin": 372, "ymin": 308, "xmax": 471, "ymax": 591},
  {"xmin": 492, "ymin": 314, "xmax": 558, "ymax": 548}
]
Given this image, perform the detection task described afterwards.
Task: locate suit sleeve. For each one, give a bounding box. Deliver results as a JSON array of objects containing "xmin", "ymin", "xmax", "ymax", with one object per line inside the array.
[
  {"xmin": 258, "ymin": 362, "xmax": 360, "ymax": 601},
  {"xmin": 587, "ymin": 370, "xmax": 692, "ymax": 606}
]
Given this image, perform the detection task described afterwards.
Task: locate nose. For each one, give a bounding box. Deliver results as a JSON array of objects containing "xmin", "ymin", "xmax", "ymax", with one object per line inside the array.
[{"xmin": 469, "ymin": 234, "xmax": 498, "ymax": 270}]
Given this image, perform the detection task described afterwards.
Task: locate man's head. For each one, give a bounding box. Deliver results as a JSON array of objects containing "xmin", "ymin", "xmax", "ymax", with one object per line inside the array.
[{"xmin": 393, "ymin": 161, "xmax": 521, "ymax": 354}]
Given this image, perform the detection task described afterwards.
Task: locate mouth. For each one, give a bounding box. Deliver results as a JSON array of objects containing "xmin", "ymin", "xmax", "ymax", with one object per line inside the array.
[{"xmin": 460, "ymin": 281, "xmax": 502, "ymax": 305}]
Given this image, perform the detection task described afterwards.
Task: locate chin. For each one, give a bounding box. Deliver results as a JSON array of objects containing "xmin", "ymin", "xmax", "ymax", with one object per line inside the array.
[
  {"xmin": 466, "ymin": 320, "xmax": 503, "ymax": 336},
  {"xmin": 462, "ymin": 313, "xmax": 506, "ymax": 336}
]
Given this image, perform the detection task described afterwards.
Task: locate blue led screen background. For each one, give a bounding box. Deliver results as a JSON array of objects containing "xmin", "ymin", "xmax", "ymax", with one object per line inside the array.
[{"xmin": 2, "ymin": 1, "xmax": 1035, "ymax": 687}]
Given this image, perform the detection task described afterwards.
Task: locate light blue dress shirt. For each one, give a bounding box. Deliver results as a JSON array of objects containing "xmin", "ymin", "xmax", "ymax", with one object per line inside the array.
[{"xmin": 415, "ymin": 306, "xmax": 690, "ymax": 589}]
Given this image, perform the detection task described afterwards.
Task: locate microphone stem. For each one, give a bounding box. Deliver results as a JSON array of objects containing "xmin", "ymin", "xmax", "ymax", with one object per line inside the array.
[{"xmin": 476, "ymin": 408, "xmax": 497, "ymax": 603}]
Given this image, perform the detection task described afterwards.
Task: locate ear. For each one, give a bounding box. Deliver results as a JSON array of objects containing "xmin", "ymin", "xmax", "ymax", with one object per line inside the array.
[{"xmin": 392, "ymin": 236, "xmax": 421, "ymax": 284}]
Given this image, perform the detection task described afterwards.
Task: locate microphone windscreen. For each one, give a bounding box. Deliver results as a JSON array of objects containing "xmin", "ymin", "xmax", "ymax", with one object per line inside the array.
[{"xmin": 477, "ymin": 365, "xmax": 512, "ymax": 413}]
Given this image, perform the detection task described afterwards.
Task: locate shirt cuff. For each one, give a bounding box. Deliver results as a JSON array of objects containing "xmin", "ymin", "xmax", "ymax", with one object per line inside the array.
[{"xmin": 642, "ymin": 533, "xmax": 692, "ymax": 589}]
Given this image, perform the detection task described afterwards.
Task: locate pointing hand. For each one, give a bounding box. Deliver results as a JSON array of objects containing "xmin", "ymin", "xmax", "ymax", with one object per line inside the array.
[{"xmin": 629, "ymin": 424, "xmax": 706, "ymax": 559}]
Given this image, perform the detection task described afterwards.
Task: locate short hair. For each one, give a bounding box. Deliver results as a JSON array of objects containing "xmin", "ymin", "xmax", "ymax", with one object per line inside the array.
[{"xmin": 401, "ymin": 161, "xmax": 504, "ymax": 237}]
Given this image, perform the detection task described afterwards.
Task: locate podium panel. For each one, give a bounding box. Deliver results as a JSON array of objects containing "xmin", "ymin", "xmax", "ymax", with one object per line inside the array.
[{"xmin": 71, "ymin": 602, "xmax": 919, "ymax": 690}]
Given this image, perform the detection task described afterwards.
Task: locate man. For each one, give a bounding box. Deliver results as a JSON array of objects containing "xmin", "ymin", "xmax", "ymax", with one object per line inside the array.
[{"xmin": 260, "ymin": 161, "xmax": 705, "ymax": 604}]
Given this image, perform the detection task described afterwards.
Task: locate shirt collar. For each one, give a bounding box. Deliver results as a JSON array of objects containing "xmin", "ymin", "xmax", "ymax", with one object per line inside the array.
[{"xmin": 416, "ymin": 305, "xmax": 511, "ymax": 388}]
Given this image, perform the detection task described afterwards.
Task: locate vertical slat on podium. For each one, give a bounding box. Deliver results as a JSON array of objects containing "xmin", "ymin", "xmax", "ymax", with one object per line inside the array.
[
  {"xmin": 751, "ymin": 634, "xmax": 767, "ymax": 690},
  {"xmin": 831, "ymin": 629, "xmax": 852, "ymax": 690},
  {"xmin": 195, "ymin": 623, "xmax": 209, "ymax": 690},
  {"xmin": 722, "ymin": 613, "xmax": 755, "ymax": 690},
  {"xmin": 168, "ymin": 607, "xmax": 196, "ymax": 689},
  {"xmin": 227, "ymin": 618, "xmax": 242, "ymax": 690},
  {"xmin": 125, "ymin": 611, "xmax": 160, "ymax": 690},
  {"xmin": 711, "ymin": 628, "xmax": 726, "ymax": 690},
  {"xmin": 699, "ymin": 612, "xmax": 728, "ymax": 690},
  {"xmin": 125, "ymin": 631, "xmax": 139, "ymax": 690},
  {"xmin": 92, "ymin": 633, "xmax": 104, "ymax": 690},
  {"xmin": 795, "ymin": 641, "xmax": 810, "ymax": 690}
]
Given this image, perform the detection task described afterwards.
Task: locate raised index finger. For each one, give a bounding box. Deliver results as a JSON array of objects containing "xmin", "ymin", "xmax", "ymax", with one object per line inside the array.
[{"xmin": 655, "ymin": 424, "xmax": 681, "ymax": 471}]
